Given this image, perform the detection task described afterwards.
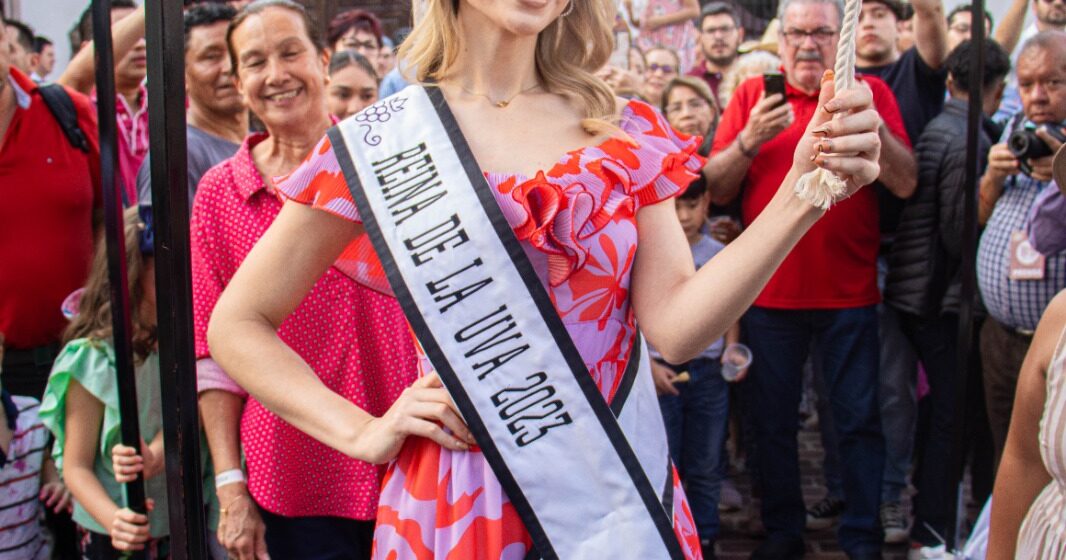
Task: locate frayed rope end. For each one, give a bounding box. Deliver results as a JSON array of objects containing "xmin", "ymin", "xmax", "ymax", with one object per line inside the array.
[{"xmin": 794, "ymin": 168, "xmax": 848, "ymax": 210}]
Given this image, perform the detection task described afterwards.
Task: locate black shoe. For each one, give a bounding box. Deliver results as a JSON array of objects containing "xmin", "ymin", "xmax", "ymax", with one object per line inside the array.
[
  {"xmin": 847, "ymin": 551, "xmax": 884, "ymax": 560},
  {"xmin": 750, "ymin": 534, "xmax": 804, "ymax": 560},
  {"xmin": 805, "ymin": 495, "xmax": 846, "ymax": 530},
  {"xmin": 701, "ymin": 539, "xmax": 717, "ymax": 560}
]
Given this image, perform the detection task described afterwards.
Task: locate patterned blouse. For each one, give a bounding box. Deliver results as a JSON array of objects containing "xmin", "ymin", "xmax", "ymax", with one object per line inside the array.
[
  {"xmin": 277, "ymin": 98, "xmax": 707, "ymax": 559},
  {"xmin": 190, "ymin": 133, "xmax": 418, "ymax": 519}
]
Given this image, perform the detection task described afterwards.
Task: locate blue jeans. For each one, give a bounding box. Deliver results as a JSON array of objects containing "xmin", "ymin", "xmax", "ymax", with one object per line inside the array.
[
  {"xmin": 742, "ymin": 306, "xmax": 885, "ymax": 555},
  {"xmin": 658, "ymin": 357, "xmax": 729, "ymax": 541},
  {"xmin": 817, "ymin": 302, "xmax": 918, "ymax": 504}
]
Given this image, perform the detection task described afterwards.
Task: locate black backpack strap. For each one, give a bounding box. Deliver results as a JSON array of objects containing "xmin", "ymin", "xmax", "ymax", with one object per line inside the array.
[{"xmin": 38, "ymin": 84, "xmax": 91, "ymax": 153}]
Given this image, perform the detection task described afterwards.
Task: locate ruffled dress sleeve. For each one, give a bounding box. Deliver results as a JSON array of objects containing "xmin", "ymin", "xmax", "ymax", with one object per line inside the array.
[
  {"xmin": 39, "ymin": 340, "xmax": 171, "ymax": 538},
  {"xmin": 275, "ymin": 134, "xmax": 392, "ymax": 295},
  {"xmin": 616, "ymin": 99, "xmax": 706, "ymax": 209},
  {"xmin": 39, "ymin": 339, "xmax": 122, "ymax": 477}
]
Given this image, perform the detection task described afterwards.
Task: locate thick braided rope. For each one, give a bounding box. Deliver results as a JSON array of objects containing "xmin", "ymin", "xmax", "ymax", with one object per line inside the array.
[{"xmin": 793, "ymin": 0, "xmax": 862, "ymax": 209}]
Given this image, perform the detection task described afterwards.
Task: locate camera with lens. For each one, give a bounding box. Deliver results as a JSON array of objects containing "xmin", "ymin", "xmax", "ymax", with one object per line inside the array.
[{"xmin": 1008, "ymin": 125, "xmax": 1066, "ymax": 161}]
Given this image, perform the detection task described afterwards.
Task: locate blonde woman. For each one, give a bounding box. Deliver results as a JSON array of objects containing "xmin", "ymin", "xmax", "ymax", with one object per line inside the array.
[{"xmin": 207, "ymin": 0, "xmax": 882, "ymax": 557}]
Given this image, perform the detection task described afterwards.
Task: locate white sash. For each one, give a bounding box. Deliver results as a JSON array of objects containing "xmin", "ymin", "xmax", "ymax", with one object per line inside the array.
[{"xmin": 332, "ymin": 85, "xmax": 682, "ymax": 560}]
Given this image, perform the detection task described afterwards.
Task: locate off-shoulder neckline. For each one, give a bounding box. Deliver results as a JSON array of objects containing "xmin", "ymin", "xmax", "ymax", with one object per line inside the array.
[{"xmin": 482, "ymin": 99, "xmax": 641, "ymax": 181}]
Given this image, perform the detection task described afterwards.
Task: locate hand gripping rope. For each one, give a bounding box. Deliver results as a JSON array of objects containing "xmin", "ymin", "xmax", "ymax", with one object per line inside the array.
[{"xmin": 792, "ymin": 0, "xmax": 862, "ymax": 210}]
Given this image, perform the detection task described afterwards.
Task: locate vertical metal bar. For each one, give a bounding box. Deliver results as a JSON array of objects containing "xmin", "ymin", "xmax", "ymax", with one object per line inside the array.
[
  {"xmin": 952, "ymin": 0, "xmax": 986, "ymax": 549},
  {"xmin": 145, "ymin": 0, "xmax": 208, "ymax": 558},
  {"xmin": 91, "ymin": 0, "xmax": 149, "ymax": 550}
]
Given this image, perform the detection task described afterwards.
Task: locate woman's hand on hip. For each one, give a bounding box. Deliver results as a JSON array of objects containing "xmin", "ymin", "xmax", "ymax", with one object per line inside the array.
[{"xmin": 351, "ymin": 373, "xmax": 477, "ymax": 464}]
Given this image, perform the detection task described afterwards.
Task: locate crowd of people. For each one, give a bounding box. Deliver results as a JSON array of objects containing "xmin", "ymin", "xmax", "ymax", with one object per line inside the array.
[{"xmin": 0, "ymin": 0, "xmax": 1064, "ymax": 559}]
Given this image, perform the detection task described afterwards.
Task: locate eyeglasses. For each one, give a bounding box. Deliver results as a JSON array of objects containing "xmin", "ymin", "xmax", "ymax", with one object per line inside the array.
[
  {"xmin": 948, "ymin": 23, "xmax": 971, "ymax": 34},
  {"xmin": 648, "ymin": 63, "xmax": 677, "ymax": 74},
  {"xmin": 1018, "ymin": 77, "xmax": 1066, "ymax": 94},
  {"xmin": 665, "ymin": 98, "xmax": 713, "ymax": 116},
  {"xmin": 342, "ymin": 40, "xmax": 379, "ymax": 51},
  {"xmin": 781, "ymin": 28, "xmax": 839, "ymax": 46},
  {"xmin": 701, "ymin": 25, "xmax": 737, "ymax": 36}
]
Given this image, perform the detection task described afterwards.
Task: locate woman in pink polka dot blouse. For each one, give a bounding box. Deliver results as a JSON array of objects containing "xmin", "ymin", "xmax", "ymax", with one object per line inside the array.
[{"xmin": 189, "ymin": 2, "xmax": 418, "ymax": 559}]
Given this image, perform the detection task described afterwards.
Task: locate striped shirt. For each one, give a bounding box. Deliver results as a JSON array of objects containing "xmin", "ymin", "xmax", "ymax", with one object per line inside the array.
[
  {"xmin": 0, "ymin": 395, "xmax": 48, "ymax": 560},
  {"xmin": 977, "ymin": 125, "xmax": 1066, "ymax": 331}
]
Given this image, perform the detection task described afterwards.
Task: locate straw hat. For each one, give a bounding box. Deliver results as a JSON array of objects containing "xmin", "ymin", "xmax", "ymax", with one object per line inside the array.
[{"xmin": 738, "ymin": 19, "xmax": 780, "ymax": 54}]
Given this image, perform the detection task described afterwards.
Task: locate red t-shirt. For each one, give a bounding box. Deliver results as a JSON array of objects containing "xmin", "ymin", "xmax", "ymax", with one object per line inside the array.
[
  {"xmin": 711, "ymin": 73, "xmax": 910, "ymax": 309},
  {"xmin": 0, "ymin": 69, "xmax": 100, "ymax": 349}
]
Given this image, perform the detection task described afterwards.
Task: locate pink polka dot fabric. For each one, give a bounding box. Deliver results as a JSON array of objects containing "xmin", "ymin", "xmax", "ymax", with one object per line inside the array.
[{"xmin": 190, "ymin": 133, "xmax": 419, "ymax": 519}]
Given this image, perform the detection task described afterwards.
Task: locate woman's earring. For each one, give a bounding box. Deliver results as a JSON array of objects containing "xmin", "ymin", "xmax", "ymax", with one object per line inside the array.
[{"xmin": 561, "ymin": 0, "xmax": 574, "ymax": 17}]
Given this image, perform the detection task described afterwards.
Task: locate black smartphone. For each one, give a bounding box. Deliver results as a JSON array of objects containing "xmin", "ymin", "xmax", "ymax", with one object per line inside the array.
[{"xmin": 763, "ymin": 73, "xmax": 786, "ymax": 106}]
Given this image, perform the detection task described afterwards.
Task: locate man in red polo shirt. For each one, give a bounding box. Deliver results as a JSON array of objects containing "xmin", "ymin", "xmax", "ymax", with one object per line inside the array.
[
  {"xmin": 704, "ymin": 0, "xmax": 916, "ymax": 558},
  {"xmin": 0, "ymin": 20, "xmax": 100, "ymax": 399}
]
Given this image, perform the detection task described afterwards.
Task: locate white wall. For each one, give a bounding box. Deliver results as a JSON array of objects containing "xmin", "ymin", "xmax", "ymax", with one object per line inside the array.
[
  {"xmin": 945, "ymin": 0, "xmax": 1033, "ymax": 32},
  {"xmin": 10, "ymin": 0, "xmax": 89, "ymax": 81},
  {"xmin": 10, "ymin": 0, "xmax": 148, "ymax": 82}
]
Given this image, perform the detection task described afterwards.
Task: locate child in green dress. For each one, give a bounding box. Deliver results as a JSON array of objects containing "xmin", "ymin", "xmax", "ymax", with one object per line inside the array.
[{"xmin": 39, "ymin": 208, "xmax": 171, "ymax": 559}]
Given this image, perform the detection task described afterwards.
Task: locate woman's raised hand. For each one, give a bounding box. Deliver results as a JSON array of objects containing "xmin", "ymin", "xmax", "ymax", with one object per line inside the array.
[
  {"xmin": 350, "ymin": 373, "xmax": 477, "ymax": 464},
  {"xmin": 793, "ymin": 71, "xmax": 882, "ymax": 201}
]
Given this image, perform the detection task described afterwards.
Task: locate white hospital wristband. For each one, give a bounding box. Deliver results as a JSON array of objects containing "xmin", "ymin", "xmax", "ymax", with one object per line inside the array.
[{"xmin": 214, "ymin": 469, "xmax": 246, "ymax": 489}]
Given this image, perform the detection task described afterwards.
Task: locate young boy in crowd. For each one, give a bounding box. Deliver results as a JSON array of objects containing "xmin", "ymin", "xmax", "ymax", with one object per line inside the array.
[
  {"xmin": 0, "ymin": 333, "xmax": 70, "ymax": 559},
  {"xmin": 650, "ymin": 181, "xmax": 743, "ymax": 560}
]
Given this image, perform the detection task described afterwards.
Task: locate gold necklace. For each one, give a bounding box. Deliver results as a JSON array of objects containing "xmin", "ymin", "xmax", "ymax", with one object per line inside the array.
[{"xmin": 457, "ymin": 82, "xmax": 542, "ymax": 108}]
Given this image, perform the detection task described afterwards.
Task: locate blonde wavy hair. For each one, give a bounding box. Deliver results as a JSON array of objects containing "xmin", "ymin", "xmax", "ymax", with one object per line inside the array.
[{"xmin": 399, "ymin": 0, "xmax": 619, "ymax": 133}]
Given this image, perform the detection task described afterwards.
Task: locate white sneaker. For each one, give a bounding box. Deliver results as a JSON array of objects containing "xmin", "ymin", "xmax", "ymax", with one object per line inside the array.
[
  {"xmin": 907, "ymin": 544, "xmax": 956, "ymax": 560},
  {"xmin": 881, "ymin": 501, "xmax": 908, "ymax": 544}
]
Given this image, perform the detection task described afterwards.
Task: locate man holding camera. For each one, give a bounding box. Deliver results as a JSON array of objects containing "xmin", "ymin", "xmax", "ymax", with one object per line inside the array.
[
  {"xmin": 977, "ymin": 30, "xmax": 1066, "ymax": 469},
  {"xmin": 707, "ymin": 0, "xmax": 914, "ymax": 556}
]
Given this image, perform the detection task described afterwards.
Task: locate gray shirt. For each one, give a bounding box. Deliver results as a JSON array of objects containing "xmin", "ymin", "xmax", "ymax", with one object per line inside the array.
[
  {"xmin": 650, "ymin": 226, "xmax": 726, "ymax": 362},
  {"xmin": 690, "ymin": 230, "xmax": 726, "ymax": 360},
  {"xmin": 137, "ymin": 125, "xmax": 240, "ymax": 208}
]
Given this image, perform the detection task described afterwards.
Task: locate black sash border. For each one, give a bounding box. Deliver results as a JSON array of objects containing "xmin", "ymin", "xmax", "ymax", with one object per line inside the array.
[
  {"xmin": 426, "ymin": 87, "xmax": 682, "ymax": 559},
  {"xmin": 328, "ymin": 126, "xmax": 557, "ymax": 560},
  {"xmin": 330, "ymin": 86, "xmax": 682, "ymax": 559},
  {"xmin": 610, "ymin": 337, "xmax": 641, "ymax": 417}
]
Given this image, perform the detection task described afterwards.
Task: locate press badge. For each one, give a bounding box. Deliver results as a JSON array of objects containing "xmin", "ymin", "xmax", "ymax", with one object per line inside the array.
[{"xmin": 1009, "ymin": 230, "xmax": 1046, "ymax": 280}]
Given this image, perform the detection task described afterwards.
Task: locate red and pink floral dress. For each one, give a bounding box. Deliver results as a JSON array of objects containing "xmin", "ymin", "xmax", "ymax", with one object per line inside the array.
[{"xmin": 277, "ymin": 98, "xmax": 706, "ymax": 559}]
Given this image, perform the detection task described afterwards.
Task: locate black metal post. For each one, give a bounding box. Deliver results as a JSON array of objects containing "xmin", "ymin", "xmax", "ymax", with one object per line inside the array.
[
  {"xmin": 952, "ymin": 0, "xmax": 986, "ymax": 549},
  {"xmin": 145, "ymin": 0, "xmax": 208, "ymax": 557},
  {"xmin": 91, "ymin": 0, "xmax": 147, "ymax": 557}
]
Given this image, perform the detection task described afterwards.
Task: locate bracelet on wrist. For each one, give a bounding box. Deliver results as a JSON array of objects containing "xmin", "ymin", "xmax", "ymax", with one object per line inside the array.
[
  {"xmin": 736, "ymin": 133, "xmax": 759, "ymax": 158},
  {"xmin": 214, "ymin": 468, "xmax": 246, "ymax": 490}
]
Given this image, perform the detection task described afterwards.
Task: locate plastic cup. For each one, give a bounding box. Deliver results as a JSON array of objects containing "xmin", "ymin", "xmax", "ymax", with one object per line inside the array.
[{"xmin": 721, "ymin": 343, "xmax": 753, "ymax": 382}]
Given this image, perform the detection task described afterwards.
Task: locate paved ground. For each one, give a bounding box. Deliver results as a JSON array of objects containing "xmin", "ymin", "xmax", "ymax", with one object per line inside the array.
[{"xmin": 711, "ymin": 422, "xmax": 976, "ymax": 559}]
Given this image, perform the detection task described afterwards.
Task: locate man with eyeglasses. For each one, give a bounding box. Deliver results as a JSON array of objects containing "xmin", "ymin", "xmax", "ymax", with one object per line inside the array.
[
  {"xmin": 946, "ymin": 5, "xmax": 993, "ymax": 51},
  {"xmin": 977, "ymin": 29, "xmax": 1066, "ymax": 488},
  {"xmin": 706, "ymin": 0, "xmax": 915, "ymax": 557},
  {"xmin": 687, "ymin": 2, "xmax": 744, "ymax": 103}
]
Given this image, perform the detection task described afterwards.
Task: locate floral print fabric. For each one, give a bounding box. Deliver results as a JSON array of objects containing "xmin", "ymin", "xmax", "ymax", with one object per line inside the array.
[{"xmin": 276, "ymin": 98, "xmax": 706, "ymax": 559}]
